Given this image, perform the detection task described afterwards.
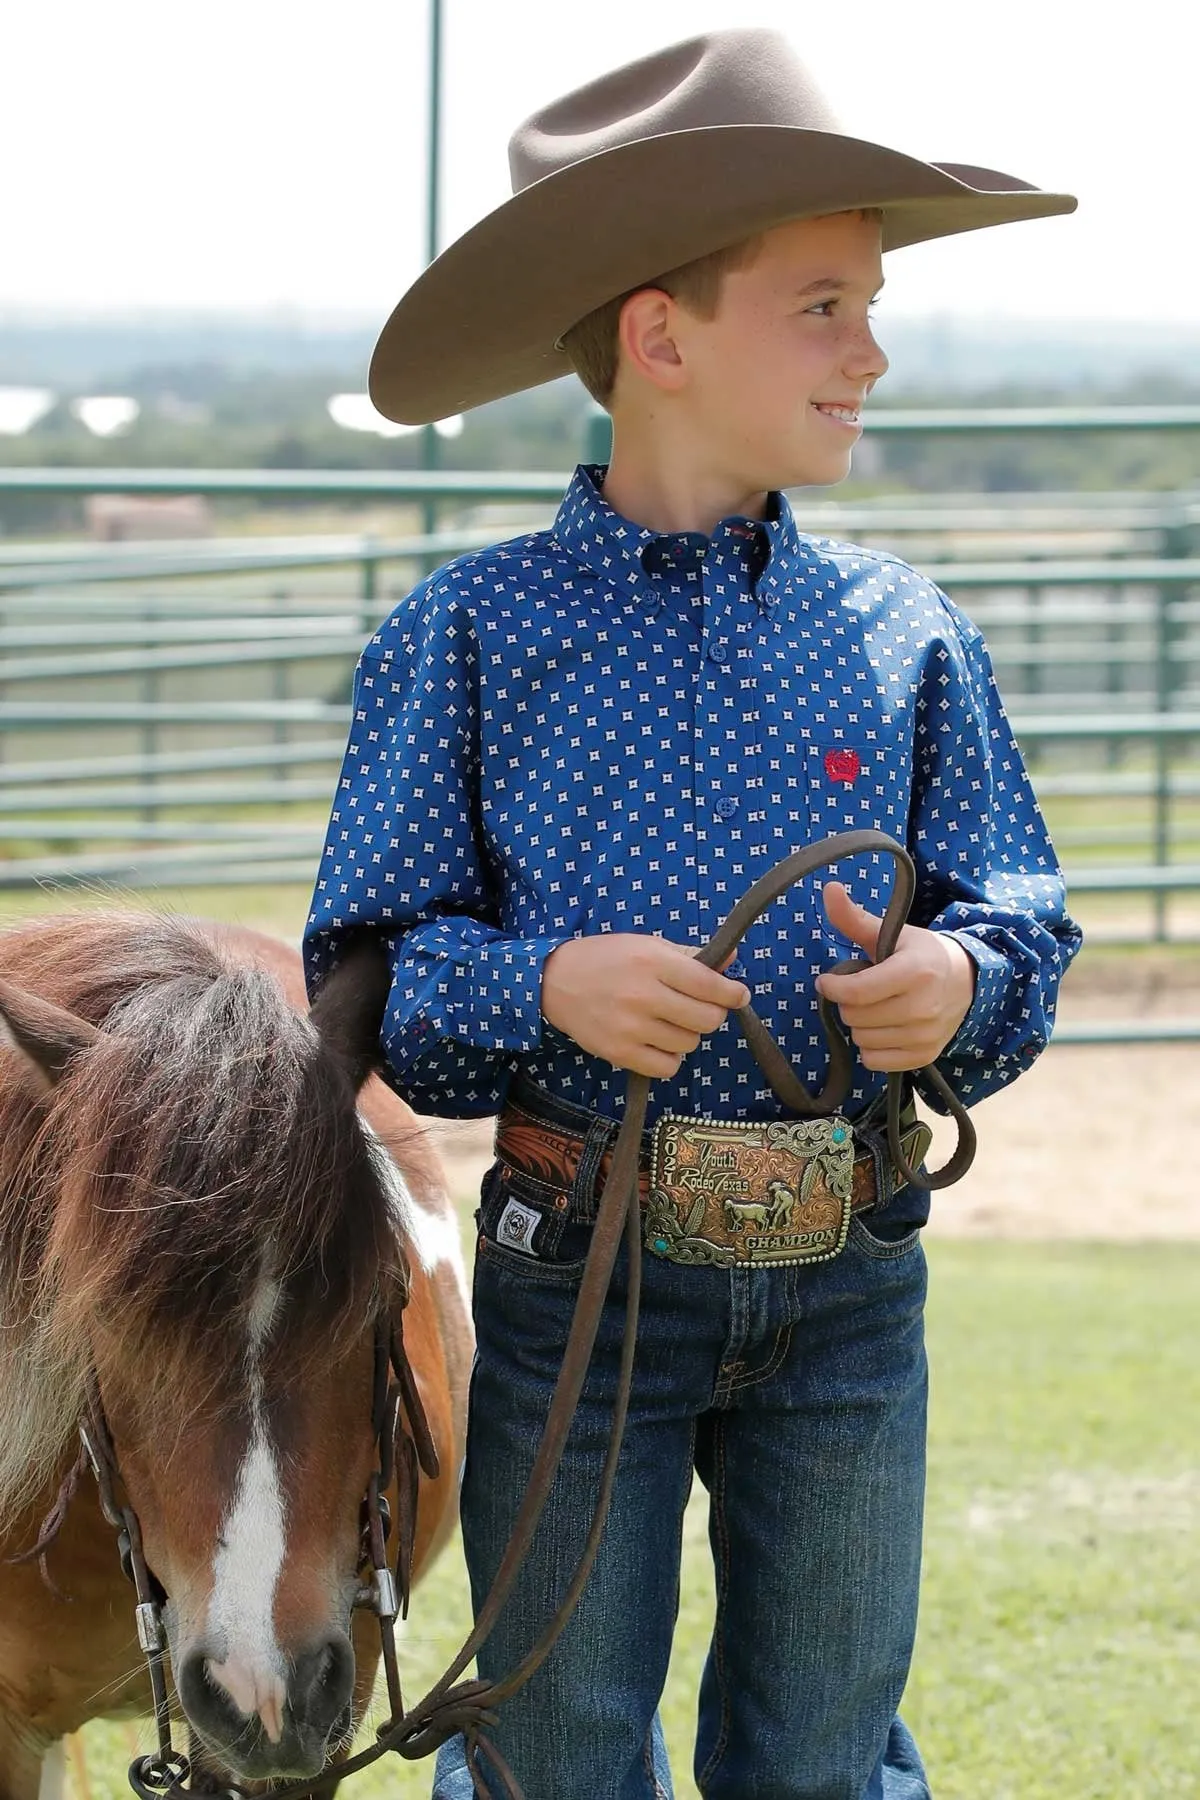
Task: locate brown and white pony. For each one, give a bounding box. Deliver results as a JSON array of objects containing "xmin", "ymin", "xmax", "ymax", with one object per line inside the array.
[{"xmin": 0, "ymin": 912, "xmax": 472, "ymax": 1800}]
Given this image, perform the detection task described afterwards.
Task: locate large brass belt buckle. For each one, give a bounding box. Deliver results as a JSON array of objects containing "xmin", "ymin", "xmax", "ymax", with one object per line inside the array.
[{"xmin": 644, "ymin": 1114, "xmax": 856, "ymax": 1268}]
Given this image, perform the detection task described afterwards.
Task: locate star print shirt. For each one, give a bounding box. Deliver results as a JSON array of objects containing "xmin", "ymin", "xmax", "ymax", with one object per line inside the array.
[{"xmin": 304, "ymin": 464, "xmax": 1081, "ymax": 1133}]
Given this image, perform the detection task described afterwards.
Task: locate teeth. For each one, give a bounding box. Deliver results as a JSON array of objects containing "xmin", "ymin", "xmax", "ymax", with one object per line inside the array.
[{"xmin": 816, "ymin": 404, "xmax": 859, "ymax": 422}]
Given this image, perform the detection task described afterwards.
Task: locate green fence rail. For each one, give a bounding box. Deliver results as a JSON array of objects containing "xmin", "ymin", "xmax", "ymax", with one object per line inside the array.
[{"xmin": 2, "ymin": 428, "xmax": 1199, "ymax": 1045}]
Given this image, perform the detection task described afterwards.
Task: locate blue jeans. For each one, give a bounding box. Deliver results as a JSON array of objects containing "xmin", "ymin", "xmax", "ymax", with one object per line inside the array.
[{"xmin": 433, "ymin": 1121, "xmax": 931, "ymax": 1800}]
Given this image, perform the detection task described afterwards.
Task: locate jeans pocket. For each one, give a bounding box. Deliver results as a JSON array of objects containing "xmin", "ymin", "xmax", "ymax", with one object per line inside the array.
[
  {"xmin": 848, "ymin": 1211, "xmax": 925, "ymax": 1261},
  {"xmin": 476, "ymin": 1160, "xmax": 591, "ymax": 1286}
]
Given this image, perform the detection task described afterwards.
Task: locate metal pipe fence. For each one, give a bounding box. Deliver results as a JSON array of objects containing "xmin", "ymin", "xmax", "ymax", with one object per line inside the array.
[{"xmin": 2, "ymin": 433, "xmax": 1199, "ymax": 1043}]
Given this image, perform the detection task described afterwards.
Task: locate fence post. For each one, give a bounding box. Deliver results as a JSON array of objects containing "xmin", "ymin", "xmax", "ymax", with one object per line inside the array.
[
  {"xmin": 141, "ymin": 588, "xmax": 159, "ymax": 829},
  {"xmin": 272, "ymin": 587, "xmax": 290, "ymax": 793},
  {"xmin": 1151, "ymin": 517, "xmax": 1189, "ymax": 941},
  {"xmin": 584, "ymin": 408, "xmax": 613, "ymax": 467},
  {"xmin": 1104, "ymin": 582, "xmax": 1123, "ymax": 769},
  {"xmin": 360, "ymin": 538, "xmax": 378, "ymax": 641}
]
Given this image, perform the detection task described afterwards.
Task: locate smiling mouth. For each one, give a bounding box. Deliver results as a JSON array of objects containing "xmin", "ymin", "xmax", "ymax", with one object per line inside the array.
[{"xmin": 812, "ymin": 402, "xmax": 862, "ymax": 428}]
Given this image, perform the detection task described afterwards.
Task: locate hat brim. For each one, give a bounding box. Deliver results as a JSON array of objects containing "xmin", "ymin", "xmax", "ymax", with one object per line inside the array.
[{"xmin": 369, "ymin": 125, "xmax": 1077, "ymax": 424}]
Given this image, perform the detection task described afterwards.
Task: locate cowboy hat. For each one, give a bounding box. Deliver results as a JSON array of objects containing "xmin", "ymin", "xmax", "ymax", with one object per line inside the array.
[{"xmin": 369, "ymin": 27, "xmax": 1076, "ymax": 424}]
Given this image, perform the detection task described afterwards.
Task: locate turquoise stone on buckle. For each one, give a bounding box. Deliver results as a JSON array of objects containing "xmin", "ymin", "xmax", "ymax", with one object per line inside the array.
[{"xmin": 644, "ymin": 1112, "xmax": 857, "ymax": 1269}]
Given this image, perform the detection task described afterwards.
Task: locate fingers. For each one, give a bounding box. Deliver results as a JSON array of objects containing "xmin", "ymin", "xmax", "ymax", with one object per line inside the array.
[
  {"xmin": 645, "ymin": 1019, "xmax": 704, "ymax": 1058},
  {"xmin": 664, "ymin": 942, "xmax": 750, "ymax": 1011},
  {"xmin": 615, "ymin": 1020, "xmax": 702, "ymax": 1080},
  {"xmin": 849, "ymin": 1043, "xmax": 927, "ymax": 1073},
  {"xmin": 620, "ymin": 1045, "xmax": 692, "ymax": 1079},
  {"xmin": 818, "ymin": 957, "xmax": 910, "ymax": 1005},
  {"xmin": 655, "ymin": 992, "xmax": 735, "ymax": 1035},
  {"xmin": 826, "ymin": 997, "xmax": 929, "ymax": 1031},
  {"xmin": 837, "ymin": 1017, "xmax": 948, "ymax": 1070},
  {"xmin": 629, "ymin": 950, "xmax": 747, "ymax": 1075}
]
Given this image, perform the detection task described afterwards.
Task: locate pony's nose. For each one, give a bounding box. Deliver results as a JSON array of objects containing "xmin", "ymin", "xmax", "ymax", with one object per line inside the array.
[
  {"xmin": 288, "ymin": 1632, "xmax": 356, "ymax": 1735},
  {"xmin": 181, "ymin": 1647, "xmax": 288, "ymax": 1748},
  {"xmin": 179, "ymin": 1631, "xmax": 354, "ymax": 1768}
]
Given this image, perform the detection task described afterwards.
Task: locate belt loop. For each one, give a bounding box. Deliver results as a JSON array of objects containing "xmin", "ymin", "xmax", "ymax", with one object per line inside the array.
[{"xmin": 570, "ymin": 1114, "xmax": 618, "ymax": 1217}]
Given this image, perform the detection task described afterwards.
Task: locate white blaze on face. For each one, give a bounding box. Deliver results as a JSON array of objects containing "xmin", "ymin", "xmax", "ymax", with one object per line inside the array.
[
  {"xmin": 204, "ymin": 1266, "xmax": 288, "ymax": 1744},
  {"xmin": 361, "ymin": 1120, "xmax": 469, "ymax": 1305}
]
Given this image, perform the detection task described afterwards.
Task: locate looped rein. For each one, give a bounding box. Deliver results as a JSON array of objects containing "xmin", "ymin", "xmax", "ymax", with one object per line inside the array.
[{"xmin": 109, "ymin": 829, "xmax": 974, "ymax": 1800}]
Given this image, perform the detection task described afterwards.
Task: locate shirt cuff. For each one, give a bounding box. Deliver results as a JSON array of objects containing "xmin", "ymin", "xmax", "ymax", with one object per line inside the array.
[
  {"xmin": 937, "ymin": 929, "xmax": 1013, "ymax": 1059},
  {"xmin": 384, "ymin": 932, "xmax": 573, "ymax": 1070}
]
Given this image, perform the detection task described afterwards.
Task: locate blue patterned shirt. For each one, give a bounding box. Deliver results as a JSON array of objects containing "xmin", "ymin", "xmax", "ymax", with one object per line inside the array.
[{"xmin": 305, "ymin": 464, "xmax": 1081, "ymax": 1131}]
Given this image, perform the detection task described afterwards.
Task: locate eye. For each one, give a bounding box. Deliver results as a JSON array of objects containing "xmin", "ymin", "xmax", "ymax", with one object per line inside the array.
[{"xmin": 805, "ymin": 298, "xmax": 881, "ymax": 319}]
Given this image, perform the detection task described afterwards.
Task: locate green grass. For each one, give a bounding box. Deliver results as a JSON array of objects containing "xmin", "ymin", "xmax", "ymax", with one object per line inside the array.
[
  {"xmin": 0, "ymin": 881, "xmax": 313, "ymax": 940},
  {"xmin": 908, "ymin": 1244, "xmax": 1200, "ymax": 1799},
  {"xmin": 62, "ymin": 1243, "xmax": 1200, "ymax": 1799},
  {"xmin": 5, "ymin": 880, "xmax": 1199, "ymax": 1794}
]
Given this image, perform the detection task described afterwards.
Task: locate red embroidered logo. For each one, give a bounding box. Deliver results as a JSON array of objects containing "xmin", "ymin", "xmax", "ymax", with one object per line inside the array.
[{"xmin": 824, "ymin": 748, "xmax": 861, "ymax": 784}]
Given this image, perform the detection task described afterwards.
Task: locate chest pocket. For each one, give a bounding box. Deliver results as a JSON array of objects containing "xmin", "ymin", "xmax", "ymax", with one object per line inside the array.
[{"xmin": 806, "ymin": 734, "xmax": 911, "ymax": 962}]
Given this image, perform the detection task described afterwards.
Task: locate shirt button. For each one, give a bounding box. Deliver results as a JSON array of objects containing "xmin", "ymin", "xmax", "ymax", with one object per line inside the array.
[
  {"xmin": 714, "ymin": 795, "xmax": 739, "ymax": 820},
  {"xmin": 706, "ymin": 639, "xmax": 731, "ymax": 666}
]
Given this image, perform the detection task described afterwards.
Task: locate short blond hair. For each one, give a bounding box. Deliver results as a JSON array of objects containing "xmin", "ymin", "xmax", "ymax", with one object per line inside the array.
[{"xmin": 561, "ymin": 210, "xmax": 884, "ymax": 408}]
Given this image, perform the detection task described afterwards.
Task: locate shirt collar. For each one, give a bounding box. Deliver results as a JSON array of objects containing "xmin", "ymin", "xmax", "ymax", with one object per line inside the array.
[{"xmin": 553, "ymin": 464, "xmax": 801, "ymax": 617}]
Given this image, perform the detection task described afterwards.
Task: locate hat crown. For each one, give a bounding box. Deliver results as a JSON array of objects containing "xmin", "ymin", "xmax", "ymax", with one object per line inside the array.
[{"xmin": 509, "ymin": 28, "xmax": 844, "ymax": 194}]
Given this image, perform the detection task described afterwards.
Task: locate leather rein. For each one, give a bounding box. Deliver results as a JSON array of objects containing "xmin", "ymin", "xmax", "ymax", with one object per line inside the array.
[{"xmin": 66, "ymin": 829, "xmax": 973, "ymax": 1800}]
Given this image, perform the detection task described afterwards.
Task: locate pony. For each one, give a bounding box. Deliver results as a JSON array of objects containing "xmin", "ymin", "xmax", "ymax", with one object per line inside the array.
[{"xmin": 0, "ymin": 911, "xmax": 472, "ymax": 1800}]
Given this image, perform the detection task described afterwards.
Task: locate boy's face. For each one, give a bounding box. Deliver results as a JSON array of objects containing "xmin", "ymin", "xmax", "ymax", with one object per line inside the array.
[{"xmin": 671, "ymin": 212, "xmax": 887, "ymax": 492}]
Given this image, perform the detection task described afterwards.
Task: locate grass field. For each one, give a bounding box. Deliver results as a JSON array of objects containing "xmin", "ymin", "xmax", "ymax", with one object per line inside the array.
[
  {"xmin": 62, "ymin": 1242, "xmax": 1200, "ymax": 1800},
  {"xmin": 5, "ymin": 879, "xmax": 1198, "ymax": 1796}
]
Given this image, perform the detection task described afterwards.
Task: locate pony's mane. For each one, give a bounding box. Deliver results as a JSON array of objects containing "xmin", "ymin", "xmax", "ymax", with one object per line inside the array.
[{"xmin": 0, "ymin": 910, "xmax": 399, "ymax": 1520}]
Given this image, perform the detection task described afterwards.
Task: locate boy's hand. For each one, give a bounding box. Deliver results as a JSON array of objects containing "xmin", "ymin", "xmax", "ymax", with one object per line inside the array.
[
  {"xmin": 815, "ymin": 882, "xmax": 976, "ymax": 1071},
  {"xmin": 540, "ymin": 935, "xmax": 751, "ymax": 1079}
]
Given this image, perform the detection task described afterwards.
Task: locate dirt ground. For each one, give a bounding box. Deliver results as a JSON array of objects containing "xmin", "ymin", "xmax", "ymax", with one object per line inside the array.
[{"xmin": 424, "ymin": 948, "xmax": 1200, "ymax": 1240}]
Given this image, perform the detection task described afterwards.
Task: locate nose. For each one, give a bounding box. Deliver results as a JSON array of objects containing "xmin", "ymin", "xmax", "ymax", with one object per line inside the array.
[
  {"xmin": 289, "ymin": 1635, "xmax": 357, "ymax": 1736},
  {"xmin": 178, "ymin": 1632, "xmax": 356, "ymax": 1776},
  {"xmin": 850, "ymin": 320, "xmax": 889, "ymax": 386}
]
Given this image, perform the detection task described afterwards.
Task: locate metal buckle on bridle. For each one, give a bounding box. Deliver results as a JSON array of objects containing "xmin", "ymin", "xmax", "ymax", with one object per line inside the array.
[{"xmin": 127, "ymin": 1752, "xmax": 194, "ymax": 1800}]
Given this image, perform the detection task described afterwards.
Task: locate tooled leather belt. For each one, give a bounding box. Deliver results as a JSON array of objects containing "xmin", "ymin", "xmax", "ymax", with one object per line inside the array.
[
  {"xmin": 497, "ymin": 1091, "xmax": 905, "ymax": 1203},
  {"xmin": 495, "ymin": 1083, "xmax": 934, "ymax": 1269}
]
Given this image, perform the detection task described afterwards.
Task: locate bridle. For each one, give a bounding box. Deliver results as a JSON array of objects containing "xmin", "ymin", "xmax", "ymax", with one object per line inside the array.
[
  {"xmin": 40, "ymin": 830, "xmax": 975, "ymax": 1800},
  {"xmin": 75, "ymin": 1307, "xmax": 440, "ymax": 1800}
]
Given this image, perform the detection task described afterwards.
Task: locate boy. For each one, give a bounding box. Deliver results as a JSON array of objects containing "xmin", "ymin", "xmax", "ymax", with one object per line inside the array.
[{"xmin": 305, "ymin": 27, "xmax": 1081, "ymax": 1799}]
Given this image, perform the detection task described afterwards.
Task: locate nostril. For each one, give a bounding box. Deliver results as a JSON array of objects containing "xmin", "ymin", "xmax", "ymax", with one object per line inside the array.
[
  {"xmin": 180, "ymin": 1646, "xmax": 289, "ymax": 1752},
  {"xmin": 179, "ymin": 1649, "xmax": 252, "ymax": 1739},
  {"xmin": 289, "ymin": 1632, "xmax": 356, "ymax": 1735}
]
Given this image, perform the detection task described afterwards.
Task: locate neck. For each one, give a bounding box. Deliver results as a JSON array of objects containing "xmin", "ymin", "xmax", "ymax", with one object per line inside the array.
[{"xmin": 601, "ymin": 416, "xmax": 769, "ymax": 537}]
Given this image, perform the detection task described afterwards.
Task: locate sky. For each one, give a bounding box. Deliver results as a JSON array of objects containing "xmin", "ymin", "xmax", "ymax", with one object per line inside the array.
[{"xmin": 2, "ymin": 0, "xmax": 1197, "ymax": 328}]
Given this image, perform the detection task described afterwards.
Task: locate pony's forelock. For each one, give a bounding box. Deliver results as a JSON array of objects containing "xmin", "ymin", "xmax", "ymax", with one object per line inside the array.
[{"xmin": 0, "ymin": 912, "xmax": 405, "ymax": 1520}]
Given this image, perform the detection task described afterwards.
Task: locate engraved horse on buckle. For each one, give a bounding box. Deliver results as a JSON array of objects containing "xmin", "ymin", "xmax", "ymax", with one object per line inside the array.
[{"xmin": 645, "ymin": 1114, "xmax": 856, "ymax": 1268}]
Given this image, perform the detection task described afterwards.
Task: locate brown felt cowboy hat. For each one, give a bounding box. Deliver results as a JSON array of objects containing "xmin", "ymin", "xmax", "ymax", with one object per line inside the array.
[{"xmin": 369, "ymin": 27, "xmax": 1077, "ymax": 425}]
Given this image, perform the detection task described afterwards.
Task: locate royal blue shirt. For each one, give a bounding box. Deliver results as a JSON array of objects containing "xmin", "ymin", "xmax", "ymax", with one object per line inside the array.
[{"xmin": 304, "ymin": 464, "xmax": 1081, "ymax": 1130}]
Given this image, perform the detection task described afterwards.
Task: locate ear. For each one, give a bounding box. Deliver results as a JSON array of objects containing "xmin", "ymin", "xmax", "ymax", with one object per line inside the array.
[
  {"xmin": 308, "ymin": 933, "xmax": 392, "ymax": 1092},
  {"xmin": 0, "ymin": 976, "xmax": 102, "ymax": 1086},
  {"xmin": 616, "ymin": 288, "xmax": 687, "ymax": 393}
]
